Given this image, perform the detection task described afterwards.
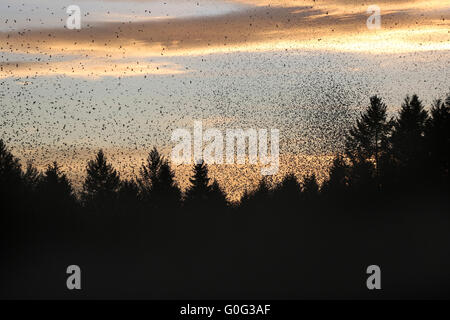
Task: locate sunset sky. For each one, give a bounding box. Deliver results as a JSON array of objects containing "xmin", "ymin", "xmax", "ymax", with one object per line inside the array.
[{"xmin": 1, "ymin": 0, "xmax": 449, "ymax": 200}]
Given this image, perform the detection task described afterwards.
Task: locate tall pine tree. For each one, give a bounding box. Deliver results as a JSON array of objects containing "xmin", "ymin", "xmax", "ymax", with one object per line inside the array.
[
  {"xmin": 138, "ymin": 147, "xmax": 181, "ymax": 210},
  {"xmin": 82, "ymin": 149, "xmax": 120, "ymax": 211},
  {"xmin": 0, "ymin": 139, "xmax": 23, "ymax": 209},
  {"xmin": 39, "ymin": 161, "xmax": 75, "ymax": 210},
  {"xmin": 345, "ymin": 95, "xmax": 392, "ymax": 174},
  {"xmin": 184, "ymin": 161, "xmax": 211, "ymax": 209},
  {"xmin": 391, "ymin": 94, "xmax": 428, "ymax": 167},
  {"xmin": 424, "ymin": 97, "xmax": 450, "ymax": 188}
]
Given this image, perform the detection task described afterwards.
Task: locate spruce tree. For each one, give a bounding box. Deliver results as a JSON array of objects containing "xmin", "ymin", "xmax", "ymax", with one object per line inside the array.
[
  {"xmin": 117, "ymin": 179, "xmax": 140, "ymax": 211},
  {"xmin": 272, "ymin": 173, "xmax": 301, "ymax": 206},
  {"xmin": 22, "ymin": 161, "xmax": 41, "ymax": 195},
  {"xmin": 0, "ymin": 139, "xmax": 23, "ymax": 207},
  {"xmin": 138, "ymin": 147, "xmax": 181, "ymax": 209},
  {"xmin": 184, "ymin": 161, "xmax": 211, "ymax": 209},
  {"xmin": 239, "ymin": 178, "xmax": 271, "ymax": 211},
  {"xmin": 302, "ymin": 174, "xmax": 319, "ymax": 202},
  {"xmin": 208, "ymin": 179, "xmax": 228, "ymax": 209},
  {"xmin": 139, "ymin": 148, "xmax": 162, "ymax": 197},
  {"xmin": 82, "ymin": 149, "xmax": 120, "ymax": 210},
  {"xmin": 424, "ymin": 97, "xmax": 450, "ymax": 188},
  {"xmin": 391, "ymin": 94, "xmax": 429, "ymax": 168},
  {"xmin": 39, "ymin": 161, "xmax": 75, "ymax": 209},
  {"xmin": 322, "ymin": 154, "xmax": 350, "ymax": 198},
  {"xmin": 345, "ymin": 95, "xmax": 392, "ymax": 173}
]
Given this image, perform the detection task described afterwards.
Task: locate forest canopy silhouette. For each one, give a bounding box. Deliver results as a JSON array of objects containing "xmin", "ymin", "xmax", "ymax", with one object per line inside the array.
[
  {"xmin": 2, "ymin": 93, "xmax": 449, "ymax": 209},
  {"xmin": 1, "ymin": 93, "xmax": 450, "ymax": 299}
]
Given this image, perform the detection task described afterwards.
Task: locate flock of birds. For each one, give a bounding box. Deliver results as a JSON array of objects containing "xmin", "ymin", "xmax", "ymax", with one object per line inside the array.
[{"xmin": 0, "ymin": 1, "xmax": 447, "ymax": 200}]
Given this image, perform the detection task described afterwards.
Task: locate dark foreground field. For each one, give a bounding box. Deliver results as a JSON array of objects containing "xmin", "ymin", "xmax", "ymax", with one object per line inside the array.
[{"xmin": 2, "ymin": 193, "xmax": 449, "ymax": 299}]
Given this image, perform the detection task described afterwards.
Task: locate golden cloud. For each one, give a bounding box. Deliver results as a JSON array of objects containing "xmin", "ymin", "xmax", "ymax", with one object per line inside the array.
[
  {"xmin": 0, "ymin": 0, "xmax": 448, "ymax": 78},
  {"xmin": 0, "ymin": 58, "xmax": 189, "ymax": 78}
]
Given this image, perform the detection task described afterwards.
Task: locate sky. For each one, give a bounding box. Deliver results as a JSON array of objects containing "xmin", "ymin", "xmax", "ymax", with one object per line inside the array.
[{"xmin": 0, "ymin": 0, "xmax": 449, "ymax": 200}]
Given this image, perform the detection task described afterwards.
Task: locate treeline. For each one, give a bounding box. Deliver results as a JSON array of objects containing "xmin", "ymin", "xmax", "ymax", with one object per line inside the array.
[
  {"xmin": 0, "ymin": 144, "xmax": 230, "ymax": 215},
  {"xmin": 242, "ymin": 94, "xmax": 450, "ymax": 211},
  {"xmin": 1, "ymin": 93, "xmax": 450, "ymax": 299},
  {"xmin": 2, "ymin": 93, "xmax": 449, "ymax": 213}
]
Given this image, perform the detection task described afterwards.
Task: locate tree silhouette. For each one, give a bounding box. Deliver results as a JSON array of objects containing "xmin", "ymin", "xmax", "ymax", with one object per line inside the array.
[
  {"xmin": 184, "ymin": 161, "xmax": 211, "ymax": 209},
  {"xmin": 390, "ymin": 95, "xmax": 429, "ymax": 188},
  {"xmin": 81, "ymin": 149, "xmax": 120, "ymax": 211},
  {"xmin": 183, "ymin": 161, "xmax": 228, "ymax": 210},
  {"xmin": 0, "ymin": 139, "xmax": 23, "ymax": 208},
  {"xmin": 391, "ymin": 95, "xmax": 428, "ymax": 166},
  {"xmin": 322, "ymin": 154, "xmax": 350, "ymax": 199},
  {"xmin": 348, "ymin": 159, "xmax": 376, "ymax": 195},
  {"xmin": 240, "ymin": 178, "xmax": 272, "ymax": 211},
  {"xmin": 208, "ymin": 179, "xmax": 229, "ymax": 209},
  {"xmin": 345, "ymin": 95, "xmax": 392, "ymax": 177},
  {"xmin": 117, "ymin": 178, "xmax": 140, "ymax": 211},
  {"xmin": 302, "ymin": 174, "xmax": 319, "ymax": 203},
  {"xmin": 272, "ymin": 173, "xmax": 301, "ymax": 207},
  {"xmin": 38, "ymin": 161, "xmax": 75, "ymax": 211},
  {"xmin": 139, "ymin": 148, "xmax": 162, "ymax": 197},
  {"xmin": 138, "ymin": 147, "xmax": 181, "ymax": 210},
  {"xmin": 425, "ymin": 97, "xmax": 450, "ymax": 189},
  {"xmin": 22, "ymin": 161, "xmax": 41, "ymax": 196}
]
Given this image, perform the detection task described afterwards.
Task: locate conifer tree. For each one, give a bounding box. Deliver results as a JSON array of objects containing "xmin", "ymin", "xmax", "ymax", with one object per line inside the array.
[
  {"xmin": 322, "ymin": 154, "xmax": 349, "ymax": 197},
  {"xmin": 39, "ymin": 161, "xmax": 75, "ymax": 209},
  {"xmin": 272, "ymin": 173, "xmax": 301, "ymax": 205},
  {"xmin": 139, "ymin": 147, "xmax": 181, "ymax": 209},
  {"xmin": 82, "ymin": 149, "xmax": 120, "ymax": 210},
  {"xmin": 22, "ymin": 161, "xmax": 41, "ymax": 195},
  {"xmin": 424, "ymin": 97, "xmax": 450, "ymax": 188},
  {"xmin": 184, "ymin": 161, "xmax": 211, "ymax": 208},
  {"xmin": 208, "ymin": 179, "xmax": 229, "ymax": 209},
  {"xmin": 0, "ymin": 139, "xmax": 23, "ymax": 207},
  {"xmin": 302, "ymin": 174, "xmax": 319, "ymax": 201},
  {"xmin": 345, "ymin": 95, "xmax": 392, "ymax": 174},
  {"xmin": 391, "ymin": 94, "xmax": 428, "ymax": 168}
]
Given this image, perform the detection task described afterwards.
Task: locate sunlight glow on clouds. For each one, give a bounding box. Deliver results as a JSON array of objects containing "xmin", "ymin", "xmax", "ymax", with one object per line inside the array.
[
  {"xmin": 1, "ymin": 0, "xmax": 448, "ymax": 79},
  {"xmin": 0, "ymin": 59, "xmax": 188, "ymax": 79}
]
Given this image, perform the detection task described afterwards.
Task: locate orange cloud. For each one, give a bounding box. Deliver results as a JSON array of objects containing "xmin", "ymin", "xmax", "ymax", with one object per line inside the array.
[
  {"xmin": 0, "ymin": 58, "xmax": 189, "ymax": 78},
  {"xmin": 0, "ymin": 0, "xmax": 448, "ymax": 79}
]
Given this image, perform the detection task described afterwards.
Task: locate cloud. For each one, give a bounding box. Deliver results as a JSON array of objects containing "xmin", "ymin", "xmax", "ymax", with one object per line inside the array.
[
  {"xmin": 0, "ymin": 0, "xmax": 448, "ymax": 78},
  {"xmin": 0, "ymin": 58, "xmax": 189, "ymax": 79}
]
